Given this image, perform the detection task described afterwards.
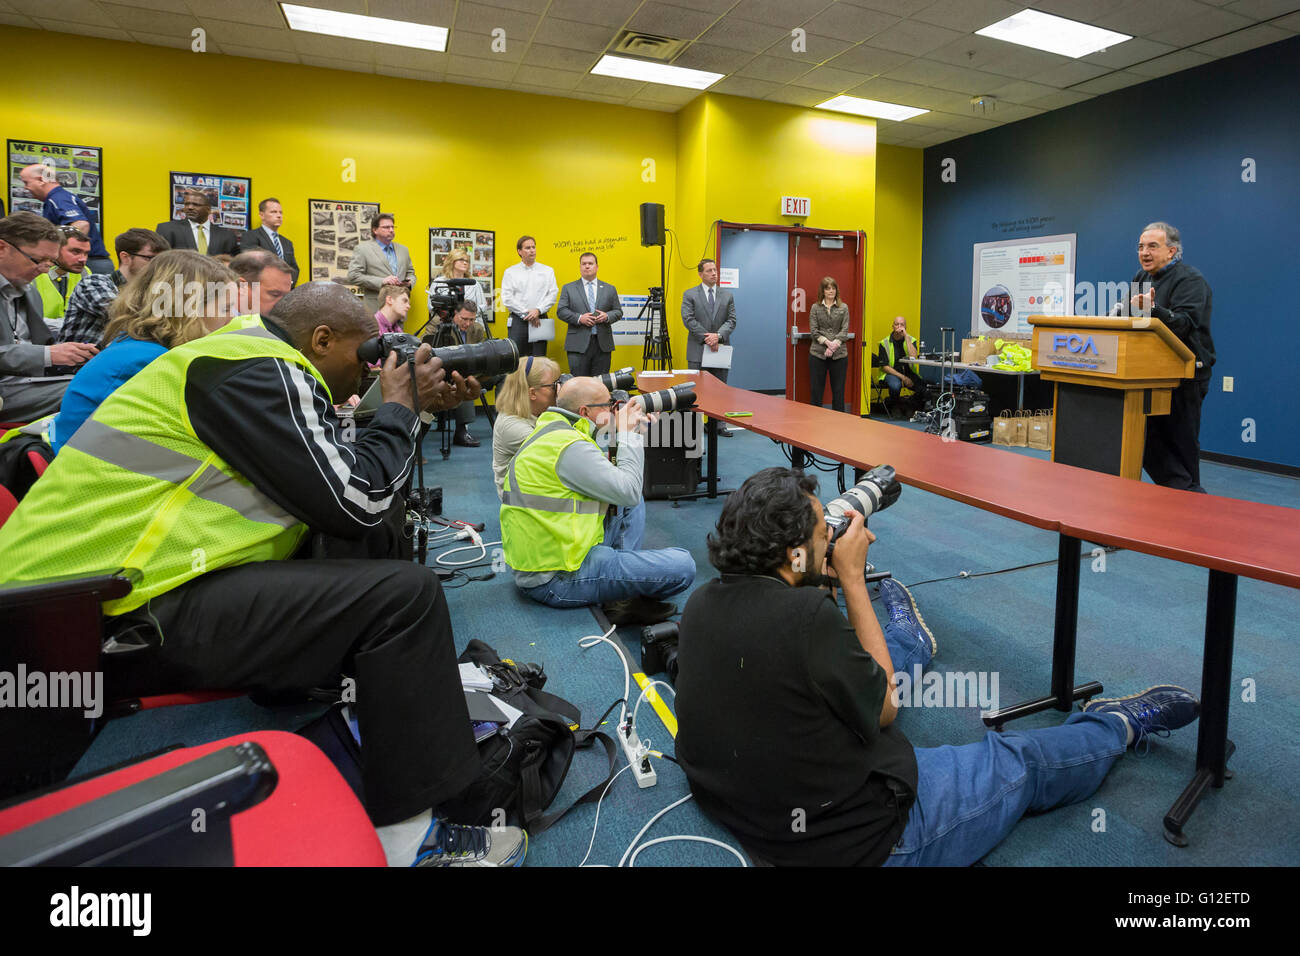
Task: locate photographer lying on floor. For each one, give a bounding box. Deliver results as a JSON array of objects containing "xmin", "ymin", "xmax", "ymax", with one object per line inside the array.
[
  {"xmin": 0, "ymin": 282, "xmax": 525, "ymax": 867},
  {"xmin": 674, "ymin": 466, "xmax": 1201, "ymax": 866}
]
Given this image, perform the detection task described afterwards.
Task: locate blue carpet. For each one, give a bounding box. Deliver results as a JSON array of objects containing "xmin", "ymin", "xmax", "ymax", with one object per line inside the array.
[{"xmin": 73, "ymin": 410, "xmax": 1300, "ymax": 866}]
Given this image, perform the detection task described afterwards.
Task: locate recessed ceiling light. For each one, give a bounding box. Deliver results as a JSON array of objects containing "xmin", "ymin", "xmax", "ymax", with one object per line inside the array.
[
  {"xmin": 591, "ymin": 54, "xmax": 722, "ymax": 90},
  {"xmin": 280, "ymin": 3, "xmax": 449, "ymax": 52},
  {"xmin": 815, "ymin": 95, "xmax": 928, "ymax": 121},
  {"xmin": 976, "ymin": 9, "xmax": 1131, "ymax": 59}
]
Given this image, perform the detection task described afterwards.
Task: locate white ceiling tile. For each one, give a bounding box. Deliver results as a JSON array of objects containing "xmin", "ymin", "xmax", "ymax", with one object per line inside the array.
[
  {"xmin": 925, "ymin": 36, "xmax": 1069, "ymax": 79},
  {"xmin": 863, "ymin": 19, "xmax": 968, "ymax": 57},
  {"xmin": 448, "ymin": 30, "xmax": 522, "ymax": 60},
  {"xmin": 799, "ymin": 4, "xmax": 900, "ymax": 43},
  {"xmin": 1080, "ymin": 37, "xmax": 1177, "ymax": 69},
  {"xmin": 980, "ymin": 102, "xmax": 1042, "ymax": 122},
  {"xmin": 763, "ymin": 84, "xmax": 833, "ymax": 107},
  {"xmin": 984, "ymin": 79, "xmax": 1063, "ymax": 104},
  {"xmin": 634, "ymin": 83, "xmax": 702, "ymax": 104},
  {"xmin": 1127, "ymin": 48, "xmax": 1215, "ymax": 76},
  {"xmin": 710, "ymin": 74, "xmax": 782, "ymax": 98},
  {"xmin": 1222, "ymin": 0, "xmax": 1300, "ymax": 17},
  {"xmin": 371, "ymin": 47, "xmax": 452, "ymax": 71},
  {"xmin": 622, "ymin": 98, "xmax": 678, "ymax": 112},
  {"xmin": 1095, "ymin": 0, "xmax": 1212, "ymax": 36},
  {"xmin": 1024, "ymin": 89, "xmax": 1095, "ymax": 109},
  {"xmin": 1030, "ymin": 0, "xmax": 1131, "ymax": 18},
  {"xmin": 1029, "ymin": 60, "xmax": 1111, "ymax": 87},
  {"xmin": 197, "ymin": 19, "xmax": 292, "ymax": 49},
  {"xmin": 448, "ymin": 54, "xmax": 517, "ymax": 80},
  {"xmin": 848, "ymin": 76, "xmax": 969, "ymax": 110},
  {"xmin": 826, "ymin": 44, "xmax": 913, "ymax": 75},
  {"xmin": 572, "ymin": 74, "xmax": 645, "ymax": 97},
  {"xmin": 627, "ymin": 3, "xmax": 721, "ymax": 40},
  {"xmin": 699, "ymin": 18, "xmax": 789, "ymax": 52},
  {"xmin": 221, "ymin": 44, "xmax": 302, "ymax": 63},
  {"xmin": 1148, "ymin": 6, "xmax": 1254, "ymax": 46},
  {"xmin": 1275, "ymin": 11, "xmax": 1300, "ymax": 30},
  {"xmin": 924, "ymin": 112, "xmax": 1000, "ymax": 132},
  {"xmin": 564, "ymin": 90, "xmax": 636, "ymax": 105},
  {"xmin": 911, "ymin": 0, "xmax": 1024, "ymax": 34},
  {"xmin": 883, "ymin": 59, "xmax": 1015, "ymax": 94},
  {"xmin": 796, "ymin": 63, "xmax": 870, "ymax": 92},
  {"xmin": 737, "ymin": 54, "xmax": 816, "ymax": 82},
  {"xmin": 910, "ymin": 128, "xmax": 965, "ymax": 147},
  {"xmin": 547, "ymin": 0, "xmax": 641, "ymax": 28},
  {"xmin": 1071, "ymin": 70, "xmax": 1149, "ymax": 94},
  {"xmin": 38, "ymin": 0, "xmax": 118, "ymax": 27},
  {"xmin": 299, "ymin": 55, "xmax": 374, "ymax": 72},
  {"xmin": 1192, "ymin": 22, "xmax": 1292, "ymax": 55},
  {"xmin": 671, "ymin": 42, "xmax": 756, "ymax": 73},
  {"xmin": 731, "ymin": 0, "xmax": 835, "ymax": 29},
  {"xmin": 764, "ymin": 32, "xmax": 855, "ymax": 63},
  {"xmin": 521, "ymin": 42, "xmax": 595, "ymax": 68},
  {"xmin": 290, "ymin": 31, "xmax": 381, "ymax": 61},
  {"xmin": 521, "ymin": 65, "xmax": 584, "ymax": 89},
  {"xmin": 102, "ymin": 3, "xmax": 198, "ymax": 33},
  {"xmin": 375, "ymin": 65, "xmax": 447, "ymax": 82},
  {"xmin": 841, "ymin": 0, "xmax": 934, "ymax": 17},
  {"xmin": 112, "ymin": 0, "xmax": 193, "ymax": 12},
  {"xmin": 466, "ymin": 0, "xmax": 551, "ymax": 13},
  {"xmin": 530, "ymin": 16, "xmax": 616, "ymax": 52},
  {"xmin": 187, "ymin": 0, "xmax": 285, "ymax": 27},
  {"xmin": 455, "ymin": 2, "xmax": 539, "ymax": 36},
  {"xmin": 130, "ymin": 30, "xmax": 196, "ymax": 50},
  {"xmin": 367, "ymin": 0, "xmax": 456, "ymax": 24},
  {"xmin": 54, "ymin": 21, "xmax": 136, "ymax": 40}
]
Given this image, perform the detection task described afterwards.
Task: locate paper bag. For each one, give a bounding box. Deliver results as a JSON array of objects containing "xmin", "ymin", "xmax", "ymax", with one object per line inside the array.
[
  {"xmin": 1027, "ymin": 409, "xmax": 1053, "ymax": 451},
  {"xmin": 992, "ymin": 410, "xmax": 1016, "ymax": 446}
]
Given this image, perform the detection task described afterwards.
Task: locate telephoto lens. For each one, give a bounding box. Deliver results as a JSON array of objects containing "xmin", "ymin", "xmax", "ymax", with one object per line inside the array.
[
  {"xmin": 356, "ymin": 332, "xmax": 422, "ymax": 366},
  {"xmin": 594, "ymin": 367, "xmax": 636, "ymax": 392},
  {"xmin": 429, "ymin": 338, "xmax": 520, "ymax": 380},
  {"xmin": 823, "ymin": 464, "xmax": 901, "ymax": 560},
  {"xmin": 631, "ymin": 383, "xmax": 697, "ymax": 413}
]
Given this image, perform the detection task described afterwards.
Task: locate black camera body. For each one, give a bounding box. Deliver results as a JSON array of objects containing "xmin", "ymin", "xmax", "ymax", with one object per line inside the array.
[
  {"xmin": 641, "ymin": 622, "xmax": 680, "ymax": 684},
  {"xmin": 359, "ymin": 332, "xmax": 422, "ymax": 366},
  {"xmin": 428, "ymin": 276, "xmax": 476, "ymax": 321}
]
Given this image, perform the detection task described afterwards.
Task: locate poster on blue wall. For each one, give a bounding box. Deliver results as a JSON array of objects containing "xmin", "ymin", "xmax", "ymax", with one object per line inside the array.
[{"xmin": 971, "ymin": 234, "xmax": 1075, "ymax": 335}]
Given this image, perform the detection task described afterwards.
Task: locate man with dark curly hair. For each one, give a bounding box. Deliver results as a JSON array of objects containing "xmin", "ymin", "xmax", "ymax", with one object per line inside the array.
[{"xmin": 674, "ymin": 467, "xmax": 1201, "ymax": 866}]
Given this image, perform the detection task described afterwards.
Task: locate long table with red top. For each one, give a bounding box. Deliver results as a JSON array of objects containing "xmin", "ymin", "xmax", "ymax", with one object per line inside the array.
[{"xmin": 639, "ymin": 370, "xmax": 1300, "ymax": 846}]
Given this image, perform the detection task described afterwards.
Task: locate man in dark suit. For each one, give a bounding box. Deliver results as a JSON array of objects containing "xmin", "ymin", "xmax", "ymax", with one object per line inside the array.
[
  {"xmin": 238, "ymin": 197, "xmax": 299, "ymax": 285},
  {"xmin": 156, "ymin": 189, "xmax": 239, "ymax": 257},
  {"xmin": 556, "ymin": 252, "xmax": 622, "ymax": 376},
  {"xmin": 681, "ymin": 257, "xmax": 737, "ymax": 384},
  {"xmin": 0, "ymin": 213, "xmax": 98, "ymax": 420}
]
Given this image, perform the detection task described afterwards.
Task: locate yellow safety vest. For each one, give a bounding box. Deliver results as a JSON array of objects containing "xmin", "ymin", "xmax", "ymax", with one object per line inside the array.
[
  {"xmin": 878, "ymin": 333, "xmax": 920, "ymax": 383},
  {"xmin": 0, "ymin": 315, "xmax": 326, "ymax": 615},
  {"xmin": 34, "ymin": 269, "xmax": 85, "ymax": 320},
  {"xmin": 499, "ymin": 411, "xmax": 605, "ymax": 573}
]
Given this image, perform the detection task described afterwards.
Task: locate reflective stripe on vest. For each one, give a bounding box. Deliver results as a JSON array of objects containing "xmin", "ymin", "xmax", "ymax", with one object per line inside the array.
[{"xmin": 501, "ymin": 421, "xmax": 602, "ymax": 515}]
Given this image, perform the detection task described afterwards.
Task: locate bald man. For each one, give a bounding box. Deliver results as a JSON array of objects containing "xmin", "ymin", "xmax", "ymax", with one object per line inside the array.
[
  {"xmin": 500, "ymin": 376, "xmax": 696, "ymax": 623},
  {"xmin": 0, "ymin": 284, "xmax": 531, "ymax": 866},
  {"xmin": 18, "ymin": 163, "xmax": 112, "ymax": 273}
]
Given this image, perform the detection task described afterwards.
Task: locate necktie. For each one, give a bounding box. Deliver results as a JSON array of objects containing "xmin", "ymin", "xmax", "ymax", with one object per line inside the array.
[
  {"xmin": 55, "ymin": 274, "xmax": 68, "ymax": 298},
  {"xmin": 271, "ymin": 232, "xmax": 283, "ymax": 257},
  {"xmin": 708, "ymin": 286, "xmax": 715, "ymax": 314},
  {"xmin": 196, "ymin": 224, "xmax": 208, "ymax": 255},
  {"xmin": 586, "ymin": 282, "xmax": 596, "ymax": 311},
  {"xmin": 384, "ymin": 244, "xmax": 398, "ymax": 274}
]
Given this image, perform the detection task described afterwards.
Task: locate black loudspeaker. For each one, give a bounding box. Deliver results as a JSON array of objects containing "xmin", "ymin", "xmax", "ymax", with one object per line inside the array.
[{"xmin": 640, "ymin": 202, "xmax": 665, "ymax": 247}]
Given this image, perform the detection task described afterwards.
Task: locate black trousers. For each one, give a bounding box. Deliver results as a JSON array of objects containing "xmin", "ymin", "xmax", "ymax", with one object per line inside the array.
[
  {"xmin": 568, "ymin": 334, "xmax": 611, "ymax": 377},
  {"xmin": 109, "ymin": 552, "xmax": 479, "ymax": 827},
  {"xmin": 808, "ymin": 355, "xmax": 848, "ymax": 412},
  {"xmin": 507, "ymin": 312, "xmax": 549, "ymax": 357},
  {"xmin": 1144, "ymin": 376, "xmax": 1210, "ymax": 493},
  {"xmin": 687, "ymin": 360, "xmax": 728, "ymax": 384}
]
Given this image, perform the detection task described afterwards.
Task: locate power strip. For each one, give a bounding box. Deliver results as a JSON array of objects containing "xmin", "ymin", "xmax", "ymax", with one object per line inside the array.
[{"xmin": 618, "ymin": 719, "xmax": 658, "ymax": 788}]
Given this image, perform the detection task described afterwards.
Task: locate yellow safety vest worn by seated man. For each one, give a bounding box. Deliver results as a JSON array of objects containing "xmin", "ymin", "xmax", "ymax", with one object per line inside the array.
[
  {"xmin": 0, "ymin": 315, "xmax": 322, "ymax": 616},
  {"xmin": 499, "ymin": 410, "xmax": 606, "ymax": 573},
  {"xmin": 878, "ymin": 333, "xmax": 921, "ymax": 384},
  {"xmin": 34, "ymin": 268, "xmax": 85, "ymax": 321}
]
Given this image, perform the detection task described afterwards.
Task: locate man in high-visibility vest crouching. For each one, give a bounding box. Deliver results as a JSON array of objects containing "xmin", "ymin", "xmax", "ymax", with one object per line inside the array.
[
  {"xmin": 0, "ymin": 283, "xmax": 528, "ymax": 867},
  {"xmin": 501, "ymin": 376, "xmax": 695, "ymax": 624}
]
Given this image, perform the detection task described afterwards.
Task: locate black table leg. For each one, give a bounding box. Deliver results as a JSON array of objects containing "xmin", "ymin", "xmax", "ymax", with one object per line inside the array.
[
  {"xmin": 1163, "ymin": 569, "xmax": 1237, "ymax": 847},
  {"xmin": 982, "ymin": 533, "xmax": 1104, "ymax": 729}
]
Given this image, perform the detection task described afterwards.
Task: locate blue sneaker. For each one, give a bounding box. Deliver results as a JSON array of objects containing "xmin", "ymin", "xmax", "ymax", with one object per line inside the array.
[
  {"xmin": 414, "ymin": 817, "xmax": 528, "ymax": 867},
  {"xmin": 877, "ymin": 578, "xmax": 936, "ymax": 659},
  {"xmin": 1083, "ymin": 685, "xmax": 1200, "ymax": 750}
]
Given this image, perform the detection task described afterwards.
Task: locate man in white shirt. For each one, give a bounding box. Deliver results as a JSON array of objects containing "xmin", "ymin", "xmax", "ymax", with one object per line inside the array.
[
  {"xmin": 238, "ymin": 197, "xmax": 299, "ymax": 285},
  {"xmin": 501, "ymin": 235, "xmax": 557, "ymax": 359},
  {"xmin": 156, "ymin": 190, "xmax": 239, "ymax": 257}
]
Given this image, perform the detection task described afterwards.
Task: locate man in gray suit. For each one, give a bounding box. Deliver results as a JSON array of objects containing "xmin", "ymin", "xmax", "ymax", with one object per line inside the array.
[
  {"xmin": 556, "ymin": 252, "xmax": 622, "ymax": 376},
  {"xmin": 681, "ymin": 257, "xmax": 736, "ymax": 385},
  {"xmin": 347, "ymin": 212, "xmax": 416, "ymax": 314},
  {"xmin": 0, "ymin": 213, "xmax": 98, "ymax": 420}
]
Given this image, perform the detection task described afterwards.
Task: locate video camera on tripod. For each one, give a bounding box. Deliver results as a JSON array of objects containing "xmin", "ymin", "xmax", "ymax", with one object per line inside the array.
[{"xmin": 427, "ymin": 276, "xmax": 477, "ymax": 323}]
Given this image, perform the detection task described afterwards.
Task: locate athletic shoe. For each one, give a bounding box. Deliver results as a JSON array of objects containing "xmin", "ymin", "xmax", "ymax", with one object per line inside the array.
[
  {"xmin": 414, "ymin": 817, "xmax": 527, "ymax": 867},
  {"xmin": 1083, "ymin": 685, "xmax": 1200, "ymax": 750},
  {"xmin": 877, "ymin": 577, "xmax": 936, "ymax": 659}
]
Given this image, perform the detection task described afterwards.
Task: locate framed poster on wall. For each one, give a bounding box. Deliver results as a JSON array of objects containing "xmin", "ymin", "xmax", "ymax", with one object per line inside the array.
[
  {"xmin": 7, "ymin": 139, "xmax": 104, "ymax": 233},
  {"xmin": 308, "ymin": 199, "xmax": 380, "ymax": 283},
  {"xmin": 971, "ymin": 233, "xmax": 1076, "ymax": 335},
  {"xmin": 170, "ymin": 171, "xmax": 251, "ymax": 231},
  {"xmin": 428, "ymin": 227, "xmax": 495, "ymax": 321}
]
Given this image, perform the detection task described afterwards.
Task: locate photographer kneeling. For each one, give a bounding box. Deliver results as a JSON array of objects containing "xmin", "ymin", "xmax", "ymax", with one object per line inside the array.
[
  {"xmin": 0, "ymin": 283, "xmax": 528, "ymax": 867},
  {"xmin": 501, "ymin": 376, "xmax": 695, "ymax": 624},
  {"xmin": 675, "ymin": 467, "xmax": 1201, "ymax": 866}
]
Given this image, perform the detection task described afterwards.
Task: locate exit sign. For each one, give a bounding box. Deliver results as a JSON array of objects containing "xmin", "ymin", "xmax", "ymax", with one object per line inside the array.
[{"xmin": 781, "ymin": 196, "xmax": 810, "ymax": 217}]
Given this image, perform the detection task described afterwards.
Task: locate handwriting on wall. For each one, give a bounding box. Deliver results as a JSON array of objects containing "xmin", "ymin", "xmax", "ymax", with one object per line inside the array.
[
  {"xmin": 991, "ymin": 215, "xmax": 1056, "ymax": 234},
  {"xmin": 553, "ymin": 235, "xmax": 629, "ymax": 255}
]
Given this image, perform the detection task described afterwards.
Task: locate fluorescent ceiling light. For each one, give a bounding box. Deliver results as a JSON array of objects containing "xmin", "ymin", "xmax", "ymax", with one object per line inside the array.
[
  {"xmin": 591, "ymin": 55, "xmax": 722, "ymax": 90},
  {"xmin": 281, "ymin": 3, "xmax": 448, "ymax": 52},
  {"xmin": 976, "ymin": 9, "xmax": 1130, "ymax": 59},
  {"xmin": 815, "ymin": 95, "xmax": 928, "ymax": 121}
]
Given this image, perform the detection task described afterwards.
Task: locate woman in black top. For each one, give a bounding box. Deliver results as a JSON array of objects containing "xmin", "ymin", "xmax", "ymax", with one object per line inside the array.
[{"xmin": 808, "ymin": 276, "xmax": 851, "ymax": 413}]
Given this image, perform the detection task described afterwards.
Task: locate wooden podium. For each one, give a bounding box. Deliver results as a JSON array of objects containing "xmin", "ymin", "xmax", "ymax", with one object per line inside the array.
[{"xmin": 1028, "ymin": 315, "xmax": 1194, "ymax": 480}]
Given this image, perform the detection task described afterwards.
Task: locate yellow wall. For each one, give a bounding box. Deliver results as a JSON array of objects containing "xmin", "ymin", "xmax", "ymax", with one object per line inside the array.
[
  {"xmin": 2, "ymin": 26, "xmax": 924, "ymax": 391},
  {"xmin": 870, "ymin": 144, "xmax": 925, "ymax": 364}
]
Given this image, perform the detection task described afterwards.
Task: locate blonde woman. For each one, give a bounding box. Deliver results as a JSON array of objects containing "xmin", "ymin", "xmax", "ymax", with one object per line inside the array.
[
  {"xmin": 430, "ymin": 247, "xmax": 488, "ymax": 317},
  {"xmin": 491, "ymin": 354, "xmax": 560, "ymax": 499},
  {"xmin": 49, "ymin": 250, "xmax": 239, "ymax": 452},
  {"xmin": 808, "ymin": 276, "xmax": 851, "ymax": 413}
]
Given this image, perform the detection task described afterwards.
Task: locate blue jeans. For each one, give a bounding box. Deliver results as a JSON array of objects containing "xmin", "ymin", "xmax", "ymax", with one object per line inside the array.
[
  {"xmin": 882, "ymin": 712, "xmax": 1127, "ymax": 866},
  {"xmin": 885, "ymin": 373, "xmax": 922, "ymax": 399},
  {"xmin": 521, "ymin": 501, "xmax": 695, "ymax": 608}
]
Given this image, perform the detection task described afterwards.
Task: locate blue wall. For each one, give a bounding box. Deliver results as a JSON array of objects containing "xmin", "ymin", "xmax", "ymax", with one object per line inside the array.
[{"xmin": 921, "ymin": 35, "xmax": 1300, "ymax": 469}]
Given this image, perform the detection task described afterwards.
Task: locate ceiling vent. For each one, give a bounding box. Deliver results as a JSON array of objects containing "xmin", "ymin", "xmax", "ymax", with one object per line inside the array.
[{"xmin": 611, "ymin": 30, "xmax": 687, "ymax": 61}]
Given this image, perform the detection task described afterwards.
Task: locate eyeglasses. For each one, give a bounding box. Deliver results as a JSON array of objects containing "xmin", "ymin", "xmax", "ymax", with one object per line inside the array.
[
  {"xmin": 582, "ymin": 401, "xmax": 616, "ymax": 410},
  {"xmin": 531, "ymin": 380, "xmax": 560, "ymax": 392},
  {"xmin": 1, "ymin": 240, "xmax": 56, "ymax": 267},
  {"xmin": 123, "ymin": 250, "xmax": 157, "ymax": 262}
]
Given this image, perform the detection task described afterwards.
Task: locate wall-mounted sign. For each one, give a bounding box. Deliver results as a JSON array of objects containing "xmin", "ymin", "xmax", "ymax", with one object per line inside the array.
[{"xmin": 781, "ymin": 196, "xmax": 810, "ymax": 217}]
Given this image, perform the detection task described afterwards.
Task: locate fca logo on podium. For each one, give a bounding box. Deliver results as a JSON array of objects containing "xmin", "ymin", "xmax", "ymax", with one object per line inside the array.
[{"xmin": 1053, "ymin": 334, "xmax": 1099, "ymax": 355}]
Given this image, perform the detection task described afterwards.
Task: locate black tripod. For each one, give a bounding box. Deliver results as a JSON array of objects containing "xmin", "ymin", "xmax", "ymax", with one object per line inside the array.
[
  {"xmin": 641, "ymin": 242, "xmax": 672, "ymax": 370},
  {"xmin": 419, "ymin": 315, "xmax": 498, "ymax": 460}
]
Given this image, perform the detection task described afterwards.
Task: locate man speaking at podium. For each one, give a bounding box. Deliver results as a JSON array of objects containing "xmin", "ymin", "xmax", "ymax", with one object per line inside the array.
[{"xmin": 1125, "ymin": 222, "xmax": 1215, "ymax": 494}]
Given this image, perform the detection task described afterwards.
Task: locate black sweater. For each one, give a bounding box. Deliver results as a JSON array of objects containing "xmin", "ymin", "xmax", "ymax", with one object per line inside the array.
[{"xmin": 1128, "ymin": 260, "xmax": 1215, "ymax": 380}]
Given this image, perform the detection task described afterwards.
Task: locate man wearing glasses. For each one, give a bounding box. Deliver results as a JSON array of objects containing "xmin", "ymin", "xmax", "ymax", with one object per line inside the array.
[
  {"xmin": 58, "ymin": 228, "xmax": 170, "ymax": 345},
  {"xmin": 0, "ymin": 213, "xmax": 98, "ymax": 420},
  {"xmin": 500, "ymin": 375, "xmax": 695, "ymax": 624}
]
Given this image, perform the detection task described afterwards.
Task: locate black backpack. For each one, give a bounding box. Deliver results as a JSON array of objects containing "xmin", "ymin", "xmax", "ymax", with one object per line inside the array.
[{"xmin": 438, "ymin": 640, "xmax": 619, "ymax": 835}]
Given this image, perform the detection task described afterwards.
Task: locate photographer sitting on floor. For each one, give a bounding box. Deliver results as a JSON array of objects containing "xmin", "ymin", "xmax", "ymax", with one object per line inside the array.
[
  {"xmin": 500, "ymin": 375, "xmax": 695, "ymax": 624},
  {"xmin": 675, "ymin": 466, "xmax": 1201, "ymax": 866},
  {"xmin": 0, "ymin": 283, "xmax": 527, "ymax": 867}
]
